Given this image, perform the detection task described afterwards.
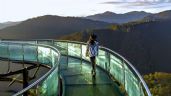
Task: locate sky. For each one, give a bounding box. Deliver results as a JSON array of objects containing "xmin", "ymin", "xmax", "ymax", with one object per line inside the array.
[{"xmin": 0, "ymin": 0, "xmax": 171, "ymax": 23}]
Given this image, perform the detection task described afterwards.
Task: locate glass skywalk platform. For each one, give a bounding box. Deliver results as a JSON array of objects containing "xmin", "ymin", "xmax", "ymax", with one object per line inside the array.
[{"xmin": 0, "ymin": 40, "xmax": 152, "ymax": 96}]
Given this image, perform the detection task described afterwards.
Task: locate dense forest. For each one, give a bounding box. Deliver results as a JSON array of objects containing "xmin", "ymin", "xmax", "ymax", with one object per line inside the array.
[{"xmin": 144, "ymin": 72, "xmax": 171, "ymax": 96}]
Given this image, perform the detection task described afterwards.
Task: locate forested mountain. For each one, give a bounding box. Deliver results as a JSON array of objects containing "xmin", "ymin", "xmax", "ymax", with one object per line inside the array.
[{"xmin": 0, "ymin": 15, "xmax": 110, "ymax": 39}]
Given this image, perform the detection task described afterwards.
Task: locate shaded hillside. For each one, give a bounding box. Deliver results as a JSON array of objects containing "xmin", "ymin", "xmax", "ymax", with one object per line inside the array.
[
  {"xmin": 60, "ymin": 20, "xmax": 171, "ymax": 74},
  {"xmin": 0, "ymin": 15, "xmax": 110, "ymax": 39},
  {"xmin": 85, "ymin": 11, "xmax": 151, "ymax": 24},
  {"xmin": 0, "ymin": 22, "xmax": 20, "ymax": 30}
]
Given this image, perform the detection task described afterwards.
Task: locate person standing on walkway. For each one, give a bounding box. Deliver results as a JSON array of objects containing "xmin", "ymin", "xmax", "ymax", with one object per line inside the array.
[{"xmin": 86, "ymin": 34, "xmax": 99, "ymax": 77}]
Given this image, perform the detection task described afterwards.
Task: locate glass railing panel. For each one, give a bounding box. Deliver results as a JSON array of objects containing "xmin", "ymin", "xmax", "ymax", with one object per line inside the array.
[
  {"xmin": 23, "ymin": 45, "xmax": 37, "ymax": 62},
  {"xmin": 81, "ymin": 44, "xmax": 89, "ymax": 61},
  {"xmin": 9, "ymin": 44, "xmax": 23, "ymax": 60},
  {"xmin": 110, "ymin": 54, "xmax": 124, "ymax": 84},
  {"xmin": 140, "ymin": 83, "xmax": 146, "ymax": 96},
  {"xmin": 51, "ymin": 50, "xmax": 59, "ymax": 66},
  {"xmin": 0, "ymin": 43, "xmax": 8, "ymax": 58},
  {"xmin": 34, "ymin": 46, "xmax": 59, "ymax": 96},
  {"xmin": 96, "ymin": 49, "xmax": 110, "ymax": 71},
  {"xmin": 68, "ymin": 43, "xmax": 81, "ymax": 58},
  {"xmin": 125, "ymin": 67, "xmax": 141, "ymax": 96},
  {"xmin": 27, "ymin": 47, "xmax": 59, "ymax": 96},
  {"xmin": 38, "ymin": 46, "xmax": 52, "ymax": 66},
  {"xmin": 124, "ymin": 62, "xmax": 139, "ymax": 84},
  {"xmin": 54, "ymin": 42, "xmax": 68, "ymax": 55},
  {"xmin": 59, "ymin": 56, "xmax": 68, "ymax": 69}
]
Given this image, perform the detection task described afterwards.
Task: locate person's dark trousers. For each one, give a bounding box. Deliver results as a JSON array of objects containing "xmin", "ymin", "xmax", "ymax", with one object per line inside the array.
[{"xmin": 90, "ymin": 56, "xmax": 96, "ymax": 75}]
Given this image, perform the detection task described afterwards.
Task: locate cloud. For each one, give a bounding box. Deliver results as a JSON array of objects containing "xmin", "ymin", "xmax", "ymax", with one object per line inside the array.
[{"xmin": 101, "ymin": 0, "xmax": 171, "ymax": 8}]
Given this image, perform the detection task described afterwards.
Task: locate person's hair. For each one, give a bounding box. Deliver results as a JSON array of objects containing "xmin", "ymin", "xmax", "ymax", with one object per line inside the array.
[
  {"xmin": 91, "ymin": 34, "xmax": 97, "ymax": 40},
  {"xmin": 89, "ymin": 34, "xmax": 97, "ymax": 45}
]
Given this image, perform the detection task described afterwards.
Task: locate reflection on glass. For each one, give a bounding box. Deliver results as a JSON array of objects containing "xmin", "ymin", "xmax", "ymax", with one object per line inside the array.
[
  {"xmin": 96, "ymin": 50, "xmax": 109, "ymax": 70},
  {"xmin": 9, "ymin": 44, "xmax": 23, "ymax": 60},
  {"xmin": 51, "ymin": 50, "xmax": 58, "ymax": 66},
  {"xmin": 125, "ymin": 68, "xmax": 141, "ymax": 96},
  {"xmin": 68, "ymin": 43, "xmax": 81, "ymax": 58},
  {"xmin": 81, "ymin": 44, "xmax": 89, "ymax": 61},
  {"xmin": 24, "ymin": 45, "xmax": 37, "ymax": 62},
  {"xmin": 0, "ymin": 43, "xmax": 8, "ymax": 58},
  {"xmin": 110, "ymin": 54, "xmax": 124, "ymax": 84},
  {"xmin": 38, "ymin": 46, "xmax": 51, "ymax": 65},
  {"xmin": 55, "ymin": 42, "xmax": 68, "ymax": 55}
]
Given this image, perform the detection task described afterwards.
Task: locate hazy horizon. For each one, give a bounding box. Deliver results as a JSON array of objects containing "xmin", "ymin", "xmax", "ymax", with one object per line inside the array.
[{"xmin": 0, "ymin": 0, "xmax": 171, "ymax": 23}]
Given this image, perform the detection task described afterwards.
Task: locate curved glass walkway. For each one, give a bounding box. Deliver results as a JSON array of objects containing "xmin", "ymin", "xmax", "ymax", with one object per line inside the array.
[{"xmin": 0, "ymin": 40, "xmax": 152, "ymax": 96}]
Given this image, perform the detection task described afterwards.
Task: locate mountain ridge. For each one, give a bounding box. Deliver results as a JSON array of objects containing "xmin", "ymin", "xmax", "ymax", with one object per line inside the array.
[
  {"xmin": 85, "ymin": 11, "xmax": 152, "ymax": 24},
  {"xmin": 142, "ymin": 10, "xmax": 171, "ymax": 21},
  {"xmin": 0, "ymin": 15, "xmax": 111, "ymax": 39}
]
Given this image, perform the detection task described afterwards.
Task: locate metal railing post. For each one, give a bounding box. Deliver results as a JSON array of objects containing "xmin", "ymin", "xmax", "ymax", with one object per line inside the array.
[
  {"xmin": 108, "ymin": 52, "xmax": 111, "ymax": 72},
  {"xmin": 80, "ymin": 44, "xmax": 83, "ymax": 65},
  {"xmin": 23, "ymin": 68, "xmax": 29, "ymax": 96},
  {"xmin": 122, "ymin": 60, "xmax": 126, "ymax": 89},
  {"xmin": 52, "ymin": 40, "xmax": 54, "ymax": 46},
  {"xmin": 67, "ymin": 42, "xmax": 69, "ymax": 67},
  {"xmin": 22, "ymin": 44, "xmax": 25, "ymax": 68},
  {"xmin": 7, "ymin": 43, "xmax": 10, "ymax": 73}
]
